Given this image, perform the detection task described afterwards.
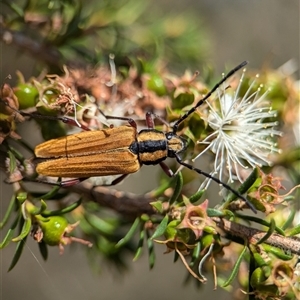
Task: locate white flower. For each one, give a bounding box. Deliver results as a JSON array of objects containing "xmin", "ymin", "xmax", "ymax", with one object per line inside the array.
[{"xmin": 193, "ymin": 69, "xmax": 282, "ymax": 190}]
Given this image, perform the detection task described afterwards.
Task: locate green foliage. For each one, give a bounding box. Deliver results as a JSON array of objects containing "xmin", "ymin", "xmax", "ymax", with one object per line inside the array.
[{"xmin": 1, "ymin": 0, "xmax": 209, "ymax": 72}]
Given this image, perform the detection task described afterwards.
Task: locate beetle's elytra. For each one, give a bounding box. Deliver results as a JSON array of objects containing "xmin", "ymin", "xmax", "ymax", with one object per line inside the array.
[{"xmin": 35, "ymin": 125, "xmax": 186, "ymax": 177}]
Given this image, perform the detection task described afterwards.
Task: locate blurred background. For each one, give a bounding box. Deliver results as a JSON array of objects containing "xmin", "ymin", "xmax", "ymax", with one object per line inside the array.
[{"xmin": 1, "ymin": 0, "xmax": 299, "ymax": 299}]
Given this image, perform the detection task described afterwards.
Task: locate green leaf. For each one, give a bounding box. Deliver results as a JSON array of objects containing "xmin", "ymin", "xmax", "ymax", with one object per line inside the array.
[
  {"xmin": 165, "ymin": 220, "xmax": 180, "ymax": 240},
  {"xmin": 28, "ymin": 200, "xmax": 48, "ymax": 215},
  {"xmin": 282, "ymin": 209, "xmax": 296, "ymax": 231},
  {"xmin": 0, "ymin": 213, "xmax": 22, "ymax": 249},
  {"xmin": 8, "ymin": 150, "xmax": 17, "ymax": 174},
  {"xmin": 34, "ymin": 186, "xmax": 61, "ymax": 200},
  {"xmin": 222, "ymin": 245, "xmax": 248, "ymax": 287},
  {"xmin": 262, "ymin": 244, "xmax": 293, "ymax": 260},
  {"xmin": 189, "ymin": 189, "xmax": 205, "ymax": 204},
  {"xmin": 133, "ymin": 223, "xmax": 145, "ymax": 261},
  {"xmin": 222, "ymin": 209, "xmax": 236, "ymax": 220},
  {"xmin": 235, "ymin": 214, "xmax": 285, "ymax": 236},
  {"xmin": 140, "ymin": 214, "xmax": 150, "ymax": 222},
  {"xmin": 252, "ymin": 252, "xmax": 268, "ymax": 268},
  {"xmin": 190, "ymin": 242, "xmax": 201, "ymax": 267},
  {"xmin": 226, "ymin": 167, "xmax": 259, "ymax": 202},
  {"xmin": 9, "ymin": 142, "xmax": 27, "ymax": 160},
  {"xmin": 85, "ymin": 213, "xmax": 117, "ymax": 235},
  {"xmin": 5, "ymin": 0, "xmax": 25, "ymax": 17},
  {"xmin": 16, "ymin": 192, "xmax": 27, "ymax": 204},
  {"xmin": 61, "ymin": 1, "xmax": 83, "ymax": 42},
  {"xmin": 169, "ymin": 172, "xmax": 183, "ymax": 205},
  {"xmin": 38, "ymin": 240, "xmax": 48, "ymax": 261},
  {"xmin": 206, "ymin": 208, "xmax": 225, "ymax": 217},
  {"xmin": 115, "ymin": 217, "xmax": 140, "ymax": 248},
  {"xmin": 146, "ymin": 229, "xmax": 155, "ymax": 269},
  {"xmin": 12, "ymin": 218, "xmax": 32, "ymax": 242},
  {"xmin": 252, "ymin": 252, "xmax": 271, "ymax": 278},
  {"xmin": 173, "ymin": 250, "xmax": 179, "ymax": 263},
  {"xmin": 257, "ymin": 218, "xmax": 276, "ymax": 245},
  {"xmin": 286, "ymin": 224, "xmax": 300, "ymax": 237},
  {"xmin": 151, "ymin": 215, "xmax": 169, "ymax": 240},
  {"xmin": 0, "ymin": 195, "xmax": 17, "ymax": 229},
  {"xmin": 42, "ymin": 198, "xmax": 82, "ymax": 217},
  {"xmin": 147, "ymin": 74, "xmax": 167, "ymax": 96},
  {"xmin": 31, "ymin": 190, "xmax": 68, "ymax": 200},
  {"xmin": 188, "ymin": 113, "xmax": 205, "ymax": 139},
  {"xmin": 8, "ymin": 235, "xmax": 28, "ymax": 271},
  {"xmin": 150, "ymin": 200, "xmax": 164, "ymax": 214},
  {"xmin": 151, "ymin": 180, "xmax": 171, "ymax": 197},
  {"xmin": 0, "ymin": 229, "xmax": 16, "ymax": 249},
  {"xmin": 173, "ymin": 92, "xmax": 194, "ymax": 110}
]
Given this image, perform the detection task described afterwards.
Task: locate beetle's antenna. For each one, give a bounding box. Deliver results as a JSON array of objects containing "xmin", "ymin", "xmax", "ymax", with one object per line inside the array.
[
  {"xmin": 172, "ymin": 61, "xmax": 248, "ymax": 134},
  {"xmin": 174, "ymin": 154, "xmax": 257, "ymax": 213}
]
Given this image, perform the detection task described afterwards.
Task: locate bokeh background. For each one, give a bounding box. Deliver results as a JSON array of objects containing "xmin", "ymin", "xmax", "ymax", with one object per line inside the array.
[{"xmin": 1, "ymin": 1, "xmax": 299, "ymax": 299}]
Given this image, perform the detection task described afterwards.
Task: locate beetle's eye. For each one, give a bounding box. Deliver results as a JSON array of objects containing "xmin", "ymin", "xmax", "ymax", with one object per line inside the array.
[{"xmin": 165, "ymin": 132, "xmax": 173, "ymax": 140}]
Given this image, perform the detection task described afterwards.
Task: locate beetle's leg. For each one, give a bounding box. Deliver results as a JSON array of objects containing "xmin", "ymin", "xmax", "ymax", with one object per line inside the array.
[
  {"xmin": 31, "ymin": 113, "xmax": 91, "ymax": 131},
  {"xmin": 98, "ymin": 110, "xmax": 137, "ymax": 128},
  {"xmin": 159, "ymin": 162, "xmax": 174, "ymax": 177},
  {"xmin": 23, "ymin": 174, "xmax": 129, "ymax": 187},
  {"xmin": 145, "ymin": 112, "xmax": 155, "ymax": 128},
  {"xmin": 21, "ymin": 176, "xmax": 87, "ymax": 187},
  {"xmin": 59, "ymin": 178, "xmax": 88, "ymax": 187},
  {"xmin": 98, "ymin": 110, "xmax": 169, "ymax": 129},
  {"xmin": 145, "ymin": 112, "xmax": 170, "ymax": 129},
  {"xmin": 60, "ymin": 174, "xmax": 129, "ymax": 187},
  {"xmin": 109, "ymin": 174, "xmax": 129, "ymax": 185}
]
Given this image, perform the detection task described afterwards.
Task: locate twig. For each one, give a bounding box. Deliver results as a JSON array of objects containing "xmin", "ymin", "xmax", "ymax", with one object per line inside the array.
[
  {"xmin": 72, "ymin": 183, "xmax": 300, "ymax": 257},
  {"xmin": 69, "ymin": 181, "xmax": 156, "ymax": 218},
  {"xmin": 213, "ymin": 217, "xmax": 300, "ymax": 255}
]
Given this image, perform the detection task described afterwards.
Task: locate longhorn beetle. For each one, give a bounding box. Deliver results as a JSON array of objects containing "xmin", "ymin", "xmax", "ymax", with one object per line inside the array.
[{"xmin": 3, "ymin": 61, "xmax": 257, "ymax": 213}]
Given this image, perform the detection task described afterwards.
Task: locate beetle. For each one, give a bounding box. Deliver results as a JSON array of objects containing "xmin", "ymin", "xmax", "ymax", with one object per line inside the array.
[{"xmin": 3, "ymin": 61, "xmax": 257, "ymax": 213}]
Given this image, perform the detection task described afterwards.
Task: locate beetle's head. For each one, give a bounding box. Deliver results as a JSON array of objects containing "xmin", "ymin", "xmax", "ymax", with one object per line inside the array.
[{"xmin": 165, "ymin": 132, "xmax": 187, "ymax": 158}]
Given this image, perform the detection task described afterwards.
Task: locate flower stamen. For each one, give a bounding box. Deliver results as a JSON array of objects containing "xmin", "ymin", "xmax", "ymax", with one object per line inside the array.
[{"xmin": 194, "ymin": 69, "xmax": 281, "ymax": 190}]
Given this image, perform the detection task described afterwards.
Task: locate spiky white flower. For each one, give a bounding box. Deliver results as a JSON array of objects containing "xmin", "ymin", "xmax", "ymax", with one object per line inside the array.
[{"xmin": 193, "ymin": 69, "xmax": 282, "ymax": 190}]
